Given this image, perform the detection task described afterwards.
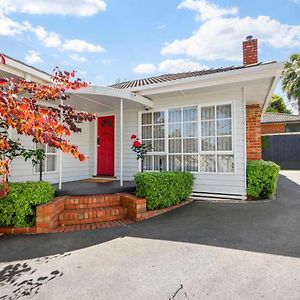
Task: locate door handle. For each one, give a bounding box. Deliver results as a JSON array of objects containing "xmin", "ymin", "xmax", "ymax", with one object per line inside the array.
[{"xmin": 97, "ymin": 137, "xmax": 100, "ymax": 145}]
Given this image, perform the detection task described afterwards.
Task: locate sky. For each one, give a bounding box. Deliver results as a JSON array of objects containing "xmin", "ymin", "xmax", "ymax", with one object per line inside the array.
[{"xmin": 0, "ymin": 0, "xmax": 299, "ymax": 111}]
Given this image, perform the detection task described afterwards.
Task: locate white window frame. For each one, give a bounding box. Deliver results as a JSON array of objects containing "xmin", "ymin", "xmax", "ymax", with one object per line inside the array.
[
  {"xmin": 199, "ymin": 103, "xmax": 235, "ymax": 174},
  {"xmin": 138, "ymin": 101, "xmax": 235, "ymax": 174},
  {"xmin": 33, "ymin": 144, "xmax": 58, "ymax": 174},
  {"xmin": 140, "ymin": 111, "xmax": 167, "ymax": 171}
]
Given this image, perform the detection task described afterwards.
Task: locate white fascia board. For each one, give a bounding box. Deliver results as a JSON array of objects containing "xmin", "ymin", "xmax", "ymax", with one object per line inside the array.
[
  {"xmin": 261, "ymin": 67, "xmax": 285, "ymax": 116},
  {"xmin": 131, "ymin": 62, "xmax": 285, "ymax": 96},
  {"xmin": 3, "ymin": 56, "xmax": 52, "ymax": 83},
  {"xmin": 67, "ymin": 85, "xmax": 154, "ymax": 108}
]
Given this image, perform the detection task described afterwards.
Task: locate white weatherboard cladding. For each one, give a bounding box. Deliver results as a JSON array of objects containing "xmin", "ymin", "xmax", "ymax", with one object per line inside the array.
[
  {"xmin": 10, "ymin": 121, "xmax": 95, "ymax": 184},
  {"xmin": 113, "ymin": 109, "xmax": 140, "ymax": 180}
]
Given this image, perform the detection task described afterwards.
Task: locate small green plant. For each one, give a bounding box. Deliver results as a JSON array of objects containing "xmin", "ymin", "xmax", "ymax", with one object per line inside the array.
[
  {"xmin": 0, "ymin": 181, "xmax": 54, "ymax": 227},
  {"xmin": 23, "ymin": 148, "xmax": 46, "ymax": 181},
  {"xmin": 247, "ymin": 160, "xmax": 280, "ymax": 199},
  {"xmin": 134, "ymin": 172, "xmax": 194, "ymax": 210}
]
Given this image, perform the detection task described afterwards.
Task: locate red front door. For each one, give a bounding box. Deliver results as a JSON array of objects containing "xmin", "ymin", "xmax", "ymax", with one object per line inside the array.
[{"xmin": 97, "ymin": 116, "xmax": 115, "ymax": 176}]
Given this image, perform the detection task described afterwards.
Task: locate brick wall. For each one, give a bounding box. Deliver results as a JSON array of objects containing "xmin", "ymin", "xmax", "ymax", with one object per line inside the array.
[
  {"xmin": 261, "ymin": 123, "xmax": 285, "ymax": 134},
  {"xmin": 36, "ymin": 196, "xmax": 66, "ymax": 233},
  {"xmin": 246, "ymin": 104, "xmax": 262, "ymax": 160}
]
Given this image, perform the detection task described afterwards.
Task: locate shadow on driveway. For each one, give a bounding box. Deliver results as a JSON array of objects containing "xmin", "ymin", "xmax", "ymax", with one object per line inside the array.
[{"xmin": 0, "ymin": 174, "xmax": 299, "ymax": 262}]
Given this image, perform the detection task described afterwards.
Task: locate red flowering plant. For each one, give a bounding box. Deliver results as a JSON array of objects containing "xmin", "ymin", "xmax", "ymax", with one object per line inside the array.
[
  {"xmin": 130, "ymin": 134, "xmax": 152, "ymax": 172},
  {"xmin": 0, "ymin": 59, "xmax": 96, "ymax": 196}
]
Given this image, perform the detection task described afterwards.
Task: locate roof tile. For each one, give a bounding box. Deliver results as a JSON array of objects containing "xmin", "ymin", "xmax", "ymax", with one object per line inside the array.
[{"xmin": 262, "ymin": 113, "xmax": 300, "ymax": 123}]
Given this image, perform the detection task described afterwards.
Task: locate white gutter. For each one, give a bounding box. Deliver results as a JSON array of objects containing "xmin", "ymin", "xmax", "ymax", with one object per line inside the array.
[
  {"xmin": 1, "ymin": 55, "xmax": 52, "ymax": 83},
  {"xmin": 131, "ymin": 62, "xmax": 285, "ymax": 96}
]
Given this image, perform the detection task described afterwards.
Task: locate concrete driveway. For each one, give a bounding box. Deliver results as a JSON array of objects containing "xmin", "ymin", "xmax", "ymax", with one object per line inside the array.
[{"xmin": 0, "ymin": 173, "xmax": 300, "ymax": 299}]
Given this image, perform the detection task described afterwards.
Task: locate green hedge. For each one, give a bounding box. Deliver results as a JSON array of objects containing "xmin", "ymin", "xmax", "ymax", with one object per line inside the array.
[
  {"xmin": 134, "ymin": 172, "xmax": 194, "ymax": 210},
  {"xmin": 0, "ymin": 181, "xmax": 55, "ymax": 227},
  {"xmin": 247, "ymin": 160, "xmax": 280, "ymax": 199}
]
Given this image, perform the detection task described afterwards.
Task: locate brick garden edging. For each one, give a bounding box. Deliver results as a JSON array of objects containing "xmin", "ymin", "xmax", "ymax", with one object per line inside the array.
[
  {"xmin": 0, "ymin": 194, "xmax": 193, "ymax": 235},
  {"xmin": 117, "ymin": 193, "xmax": 192, "ymax": 221},
  {"xmin": 0, "ymin": 227, "xmax": 36, "ymax": 235}
]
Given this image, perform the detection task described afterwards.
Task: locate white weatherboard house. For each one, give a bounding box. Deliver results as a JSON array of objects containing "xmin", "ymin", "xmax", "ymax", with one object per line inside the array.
[{"xmin": 1, "ymin": 37, "xmax": 284, "ymax": 200}]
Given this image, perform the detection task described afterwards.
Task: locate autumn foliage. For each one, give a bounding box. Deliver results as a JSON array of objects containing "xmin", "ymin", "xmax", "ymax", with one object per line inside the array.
[{"xmin": 0, "ymin": 65, "xmax": 95, "ymax": 184}]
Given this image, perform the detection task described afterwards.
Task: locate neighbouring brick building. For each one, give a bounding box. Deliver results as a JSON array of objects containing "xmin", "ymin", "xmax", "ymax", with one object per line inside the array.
[{"xmin": 262, "ymin": 113, "xmax": 300, "ymax": 134}]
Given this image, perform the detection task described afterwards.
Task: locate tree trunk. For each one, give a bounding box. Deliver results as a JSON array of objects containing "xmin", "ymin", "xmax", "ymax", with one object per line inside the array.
[
  {"xmin": 298, "ymin": 99, "xmax": 300, "ymax": 115},
  {"xmin": 141, "ymin": 159, "xmax": 144, "ymax": 173},
  {"xmin": 39, "ymin": 161, "xmax": 43, "ymax": 181}
]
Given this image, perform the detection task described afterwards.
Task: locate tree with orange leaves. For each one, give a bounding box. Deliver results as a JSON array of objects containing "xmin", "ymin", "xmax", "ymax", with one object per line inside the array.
[{"xmin": 0, "ymin": 66, "xmax": 95, "ymax": 191}]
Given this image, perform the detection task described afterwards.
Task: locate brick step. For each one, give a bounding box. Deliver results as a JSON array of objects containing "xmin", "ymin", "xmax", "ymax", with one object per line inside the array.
[
  {"xmin": 64, "ymin": 194, "xmax": 120, "ymax": 209},
  {"xmin": 58, "ymin": 206, "xmax": 127, "ymax": 226},
  {"xmin": 52, "ymin": 219, "xmax": 135, "ymax": 233}
]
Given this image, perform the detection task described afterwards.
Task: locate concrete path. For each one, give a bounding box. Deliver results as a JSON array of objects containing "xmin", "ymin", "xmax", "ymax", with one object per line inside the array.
[{"xmin": 0, "ymin": 173, "xmax": 300, "ymax": 299}]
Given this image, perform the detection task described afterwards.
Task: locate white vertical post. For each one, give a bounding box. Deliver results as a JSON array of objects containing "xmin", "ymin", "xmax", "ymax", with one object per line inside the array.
[
  {"xmin": 58, "ymin": 99, "xmax": 63, "ymax": 190},
  {"xmin": 120, "ymin": 98, "xmax": 124, "ymax": 187}
]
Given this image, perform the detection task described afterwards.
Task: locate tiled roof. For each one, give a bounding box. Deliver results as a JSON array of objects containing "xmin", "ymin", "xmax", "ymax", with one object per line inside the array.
[
  {"xmin": 262, "ymin": 113, "xmax": 300, "ymax": 123},
  {"xmin": 109, "ymin": 61, "xmax": 277, "ymax": 90}
]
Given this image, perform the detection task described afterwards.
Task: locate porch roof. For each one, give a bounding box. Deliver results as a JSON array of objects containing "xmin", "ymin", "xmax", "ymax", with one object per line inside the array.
[{"xmin": 66, "ymin": 85, "xmax": 154, "ymax": 113}]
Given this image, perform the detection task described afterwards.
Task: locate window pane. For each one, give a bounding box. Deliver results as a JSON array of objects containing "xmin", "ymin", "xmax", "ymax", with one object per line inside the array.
[
  {"xmin": 36, "ymin": 144, "xmax": 46, "ymax": 150},
  {"xmin": 47, "ymin": 146, "xmax": 56, "ymax": 154},
  {"xmin": 217, "ymin": 155, "xmax": 234, "ymax": 173},
  {"xmin": 35, "ymin": 163, "xmax": 45, "ymax": 173},
  {"xmin": 169, "ymin": 123, "xmax": 181, "ymax": 138},
  {"xmin": 183, "ymin": 122, "xmax": 197, "ymax": 137},
  {"xmin": 169, "ymin": 155, "xmax": 182, "ymax": 171},
  {"xmin": 201, "ymin": 106, "xmax": 215, "ymax": 120},
  {"xmin": 169, "ymin": 108, "xmax": 182, "ymax": 123},
  {"xmin": 183, "ymin": 138, "xmax": 198, "ymax": 153},
  {"xmin": 217, "ymin": 137, "xmax": 232, "ymax": 151},
  {"xmin": 153, "ymin": 124, "xmax": 165, "ymax": 138},
  {"xmin": 142, "ymin": 113, "xmax": 152, "ymax": 125},
  {"xmin": 217, "ymin": 104, "xmax": 231, "ymax": 119},
  {"xmin": 183, "ymin": 155, "xmax": 198, "ymax": 172},
  {"xmin": 153, "ymin": 140, "xmax": 164, "ymax": 152},
  {"xmin": 200, "ymin": 155, "xmax": 216, "ymax": 172},
  {"xmin": 154, "ymin": 155, "xmax": 167, "ymax": 171},
  {"xmin": 142, "ymin": 140, "xmax": 152, "ymax": 150},
  {"xmin": 201, "ymin": 121, "xmax": 215, "ymax": 136},
  {"xmin": 153, "ymin": 112, "xmax": 165, "ymax": 124},
  {"xmin": 183, "ymin": 106, "xmax": 197, "ymax": 122},
  {"xmin": 142, "ymin": 126, "xmax": 152, "ymax": 139},
  {"xmin": 46, "ymin": 155, "xmax": 56, "ymax": 172},
  {"xmin": 169, "ymin": 139, "xmax": 182, "ymax": 153},
  {"xmin": 201, "ymin": 137, "xmax": 215, "ymax": 151},
  {"xmin": 217, "ymin": 120, "xmax": 232, "ymax": 136},
  {"xmin": 143, "ymin": 156, "xmax": 152, "ymax": 171}
]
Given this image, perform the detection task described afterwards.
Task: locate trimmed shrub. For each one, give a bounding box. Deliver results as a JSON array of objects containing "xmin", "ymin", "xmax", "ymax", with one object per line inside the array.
[
  {"xmin": 247, "ymin": 160, "xmax": 280, "ymax": 199},
  {"xmin": 134, "ymin": 172, "xmax": 194, "ymax": 210},
  {"xmin": 0, "ymin": 181, "xmax": 54, "ymax": 227}
]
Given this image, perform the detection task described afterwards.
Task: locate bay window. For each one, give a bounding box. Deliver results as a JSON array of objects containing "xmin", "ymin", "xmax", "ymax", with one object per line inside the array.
[{"xmin": 140, "ymin": 103, "xmax": 234, "ymax": 173}]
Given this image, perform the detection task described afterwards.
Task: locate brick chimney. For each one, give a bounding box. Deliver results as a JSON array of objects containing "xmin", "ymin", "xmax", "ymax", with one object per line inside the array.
[{"xmin": 243, "ymin": 36, "xmax": 258, "ymax": 66}]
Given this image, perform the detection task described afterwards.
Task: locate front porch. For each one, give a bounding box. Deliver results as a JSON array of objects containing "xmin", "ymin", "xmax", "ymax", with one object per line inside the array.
[{"xmin": 54, "ymin": 179, "xmax": 136, "ymax": 196}]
